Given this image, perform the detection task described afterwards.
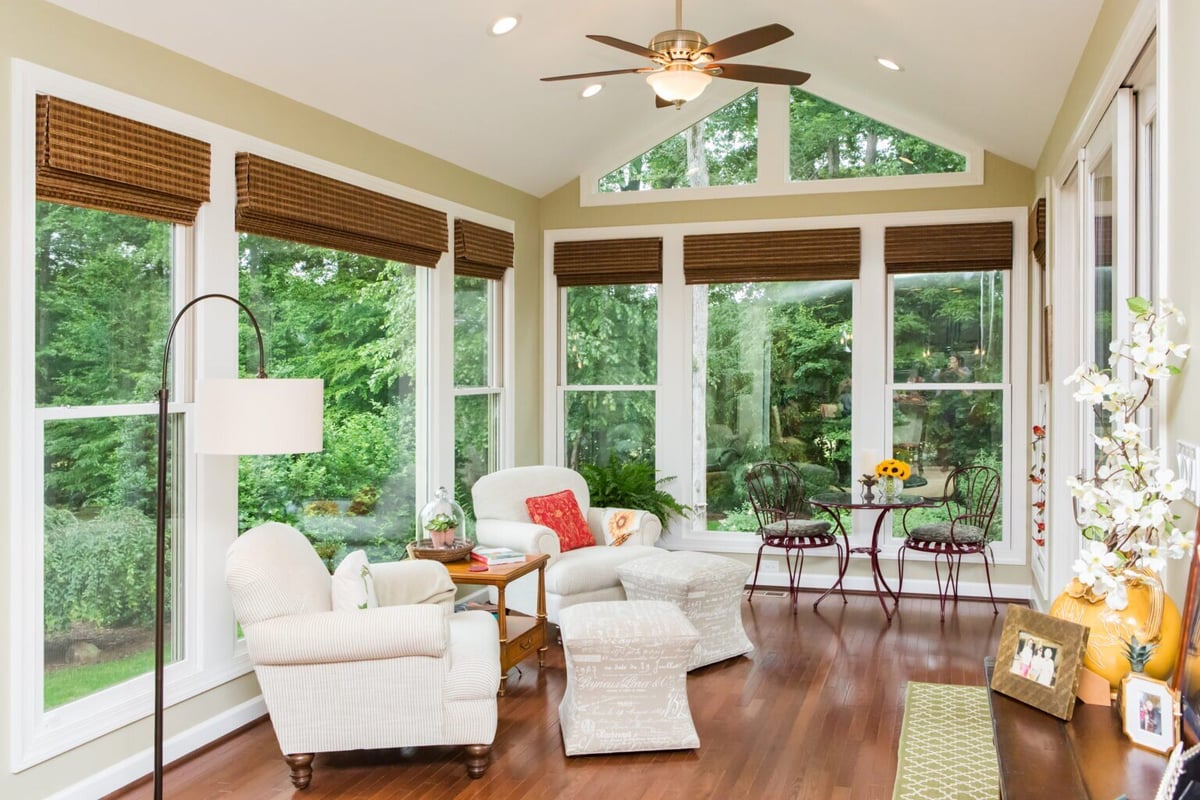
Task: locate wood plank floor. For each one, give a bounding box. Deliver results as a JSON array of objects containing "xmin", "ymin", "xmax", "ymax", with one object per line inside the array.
[{"xmin": 111, "ymin": 591, "xmax": 1007, "ymax": 800}]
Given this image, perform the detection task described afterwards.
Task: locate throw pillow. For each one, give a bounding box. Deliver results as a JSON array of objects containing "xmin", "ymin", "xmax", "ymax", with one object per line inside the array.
[
  {"xmin": 331, "ymin": 550, "xmax": 378, "ymax": 611},
  {"xmin": 525, "ymin": 489, "xmax": 595, "ymax": 552},
  {"xmin": 602, "ymin": 508, "xmax": 643, "ymax": 546}
]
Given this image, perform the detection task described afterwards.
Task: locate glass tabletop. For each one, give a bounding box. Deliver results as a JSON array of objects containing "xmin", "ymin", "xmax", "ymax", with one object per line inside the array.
[{"xmin": 810, "ymin": 491, "xmax": 931, "ymax": 510}]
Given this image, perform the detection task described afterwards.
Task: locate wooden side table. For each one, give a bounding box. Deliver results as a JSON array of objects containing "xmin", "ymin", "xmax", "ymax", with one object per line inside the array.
[{"xmin": 444, "ymin": 554, "xmax": 549, "ymax": 695}]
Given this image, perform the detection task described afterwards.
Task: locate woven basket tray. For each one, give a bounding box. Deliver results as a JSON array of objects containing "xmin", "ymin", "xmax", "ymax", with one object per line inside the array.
[{"xmin": 408, "ymin": 539, "xmax": 474, "ymax": 562}]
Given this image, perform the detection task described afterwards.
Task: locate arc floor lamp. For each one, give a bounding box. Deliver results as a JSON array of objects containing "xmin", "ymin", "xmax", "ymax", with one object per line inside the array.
[{"xmin": 153, "ymin": 292, "xmax": 323, "ymax": 799}]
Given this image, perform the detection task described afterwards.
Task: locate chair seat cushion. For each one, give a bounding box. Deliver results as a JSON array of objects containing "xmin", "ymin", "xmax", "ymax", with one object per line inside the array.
[
  {"xmin": 526, "ymin": 489, "xmax": 596, "ymax": 552},
  {"xmin": 762, "ymin": 518, "xmax": 832, "ymax": 538},
  {"xmin": 545, "ymin": 545, "xmax": 659, "ymax": 597},
  {"xmin": 907, "ymin": 522, "xmax": 986, "ymax": 545}
]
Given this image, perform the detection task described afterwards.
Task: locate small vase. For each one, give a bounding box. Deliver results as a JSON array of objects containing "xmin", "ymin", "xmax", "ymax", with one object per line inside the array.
[
  {"xmin": 1049, "ymin": 572, "xmax": 1181, "ymax": 689},
  {"xmin": 428, "ymin": 528, "xmax": 457, "ymax": 548},
  {"xmin": 879, "ymin": 475, "xmax": 901, "ymax": 501}
]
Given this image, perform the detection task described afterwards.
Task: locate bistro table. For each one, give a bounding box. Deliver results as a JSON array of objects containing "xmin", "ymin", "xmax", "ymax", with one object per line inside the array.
[{"xmin": 809, "ymin": 490, "xmax": 932, "ymax": 622}]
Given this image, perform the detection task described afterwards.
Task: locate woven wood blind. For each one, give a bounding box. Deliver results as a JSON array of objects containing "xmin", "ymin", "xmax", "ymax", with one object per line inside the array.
[
  {"xmin": 235, "ymin": 153, "xmax": 447, "ymax": 267},
  {"xmin": 553, "ymin": 238, "xmax": 663, "ymax": 286},
  {"xmin": 682, "ymin": 228, "xmax": 861, "ymax": 284},
  {"xmin": 36, "ymin": 95, "xmax": 211, "ymax": 225},
  {"xmin": 885, "ymin": 221, "xmax": 1013, "ymax": 274},
  {"xmin": 1030, "ymin": 198, "xmax": 1046, "ymax": 267},
  {"xmin": 454, "ymin": 219, "xmax": 514, "ymax": 280}
]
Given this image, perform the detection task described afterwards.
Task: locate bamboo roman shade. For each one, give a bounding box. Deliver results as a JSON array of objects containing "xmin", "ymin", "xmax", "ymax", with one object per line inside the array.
[
  {"xmin": 36, "ymin": 95, "xmax": 211, "ymax": 225},
  {"xmin": 1030, "ymin": 198, "xmax": 1046, "ymax": 267},
  {"xmin": 885, "ymin": 221, "xmax": 1013, "ymax": 273},
  {"xmin": 682, "ymin": 228, "xmax": 861, "ymax": 284},
  {"xmin": 235, "ymin": 153, "xmax": 447, "ymax": 267},
  {"xmin": 454, "ymin": 219, "xmax": 514, "ymax": 280},
  {"xmin": 553, "ymin": 238, "xmax": 663, "ymax": 286}
]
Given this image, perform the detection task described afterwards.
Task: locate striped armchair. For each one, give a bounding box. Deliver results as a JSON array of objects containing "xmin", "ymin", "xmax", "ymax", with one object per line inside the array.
[{"xmin": 225, "ymin": 522, "xmax": 500, "ymax": 788}]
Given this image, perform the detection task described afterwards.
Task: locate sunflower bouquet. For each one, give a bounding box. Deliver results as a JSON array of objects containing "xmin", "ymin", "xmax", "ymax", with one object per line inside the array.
[{"xmin": 874, "ymin": 458, "xmax": 911, "ymax": 498}]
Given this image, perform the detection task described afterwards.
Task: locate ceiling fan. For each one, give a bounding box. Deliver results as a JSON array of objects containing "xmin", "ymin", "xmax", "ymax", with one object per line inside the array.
[{"xmin": 541, "ymin": 0, "xmax": 810, "ymax": 108}]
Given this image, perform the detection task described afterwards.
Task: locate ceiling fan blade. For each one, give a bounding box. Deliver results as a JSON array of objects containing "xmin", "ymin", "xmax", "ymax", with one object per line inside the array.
[
  {"xmin": 541, "ymin": 67, "xmax": 652, "ymax": 82},
  {"xmin": 709, "ymin": 63, "xmax": 811, "ymax": 86},
  {"xmin": 586, "ymin": 34, "xmax": 663, "ymax": 61},
  {"xmin": 694, "ymin": 23, "xmax": 793, "ymax": 62}
]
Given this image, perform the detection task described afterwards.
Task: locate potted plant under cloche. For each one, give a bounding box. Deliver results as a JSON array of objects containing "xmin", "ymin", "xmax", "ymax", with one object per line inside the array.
[{"xmin": 419, "ymin": 486, "xmax": 465, "ymax": 548}]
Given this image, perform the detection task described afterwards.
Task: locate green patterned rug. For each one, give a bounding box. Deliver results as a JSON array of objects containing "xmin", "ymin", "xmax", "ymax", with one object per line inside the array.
[{"xmin": 893, "ymin": 682, "xmax": 999, "ymax": 800}]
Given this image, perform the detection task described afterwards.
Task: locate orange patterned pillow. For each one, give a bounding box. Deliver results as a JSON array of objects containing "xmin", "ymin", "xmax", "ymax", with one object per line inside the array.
[{"xmin": 525, "ymin": 490, "xmax": 595, "ymax": 552}]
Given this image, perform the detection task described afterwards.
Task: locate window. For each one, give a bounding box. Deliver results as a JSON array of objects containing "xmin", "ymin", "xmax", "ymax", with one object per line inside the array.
[
  {"xmin": 562, "ymin": 284, "xmax": 658, "ymax": 467},
  {"xmin": 238, "ymin": 235, "xmax": 420, "ymax": 563},
  {"xmin": 696, "ymin": 279, "xmax": 853, "ymax": 531},
  {"xmin": 789, "ymin": 89, "xmax": 965, "ymax": 181},
  {"xmin": 37, "ymin": 203, "xmax": 184, "ymax": 709},
  {"xmin": 454, "ymin": 274, "xmax": 504, "ymax": 529},
  {"xmin": 599, "ymin": 90, "xmax": 758, "ymax": 192},
  {"xmin": 889, "ymin": 270, "xmax": 1008, "ymax": 536}
]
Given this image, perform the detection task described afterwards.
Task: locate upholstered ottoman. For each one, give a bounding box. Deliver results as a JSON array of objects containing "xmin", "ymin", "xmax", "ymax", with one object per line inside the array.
[
  {"xmin": 558, "ymin": 600, "xmax": 700, "ymax": 756},
  {"xmin": 616, "ymin": 550, "xmax": 754, "ymax": 670}
]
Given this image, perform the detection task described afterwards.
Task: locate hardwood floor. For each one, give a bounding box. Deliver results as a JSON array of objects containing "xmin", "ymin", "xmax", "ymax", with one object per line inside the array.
[{"xmin": 110, "ymin": 592, "xmax": 1006, "ymax": 800}]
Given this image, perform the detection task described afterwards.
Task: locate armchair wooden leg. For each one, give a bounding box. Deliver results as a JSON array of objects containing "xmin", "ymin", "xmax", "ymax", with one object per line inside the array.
[
  {"xmin": 464, "ymin": 743, "xmax": 492, "ymax": 778},
  {"xmin": 284, "ymin": 753, "xmax": 315, "ymax": 789}
]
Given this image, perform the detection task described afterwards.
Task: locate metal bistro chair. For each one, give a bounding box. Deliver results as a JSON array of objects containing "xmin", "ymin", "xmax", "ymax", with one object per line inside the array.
[
  {"xmin": 745, "ymin": 462, "xmax": 847, "ymax": 614},
  {"xmin": 897, "ymin": 464, "xmax": 1001, "ymax": 621}
]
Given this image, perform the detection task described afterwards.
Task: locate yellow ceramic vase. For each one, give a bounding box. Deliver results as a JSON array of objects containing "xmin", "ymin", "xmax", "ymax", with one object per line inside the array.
[{"xmin": 1049, "ymin": 574, "xmax": 1181, "ymax": 689}]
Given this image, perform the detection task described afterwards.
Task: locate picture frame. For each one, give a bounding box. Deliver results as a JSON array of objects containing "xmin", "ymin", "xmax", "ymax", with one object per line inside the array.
[
  {"xmin": 1121, "ymin": 672, "xmax": 1180, "ymax": 754},
  {"xmin": 990, "ymin": 604, "xmax": 1089, "ymax": 721},
  {"xmin": 1173, "ymin": 542, "xmax": 1200, "ymax": 747}
]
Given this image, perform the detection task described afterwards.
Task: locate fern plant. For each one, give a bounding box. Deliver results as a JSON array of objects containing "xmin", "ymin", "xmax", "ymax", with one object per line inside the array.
[{"xmin": 579, "ymin": 456, "xmax": 691, "ymax": 526}]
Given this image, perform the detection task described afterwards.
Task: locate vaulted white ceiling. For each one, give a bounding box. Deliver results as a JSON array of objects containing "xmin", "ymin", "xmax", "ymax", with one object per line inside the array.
[{"xmin": 49, "ymin": 0, "xmax": 1102, "ymax": 198}]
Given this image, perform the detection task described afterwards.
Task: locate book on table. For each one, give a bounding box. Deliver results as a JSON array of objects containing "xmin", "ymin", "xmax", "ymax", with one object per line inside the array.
[{"xmin": 469, "ymin": 546, "xmax": 526, "ymax": 566}]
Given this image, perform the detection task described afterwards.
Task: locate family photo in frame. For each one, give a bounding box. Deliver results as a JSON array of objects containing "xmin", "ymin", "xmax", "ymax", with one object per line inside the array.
[{"xmin": 991, "ymin": 605, "xmax": 1089, "ymax": 721}]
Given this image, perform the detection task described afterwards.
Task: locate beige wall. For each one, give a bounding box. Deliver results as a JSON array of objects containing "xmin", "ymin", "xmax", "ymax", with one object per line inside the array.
[
  {"xmin": 541, "ymin": 151, "xmax": 1033, "ymax": 230},
  {"xmin": 0, "ymin": 1, "xmax": 539, "ymax": 797}
]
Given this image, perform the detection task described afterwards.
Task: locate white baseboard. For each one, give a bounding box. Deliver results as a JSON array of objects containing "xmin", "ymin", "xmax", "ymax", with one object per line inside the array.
[
  {"xmin": 746, "ymin": 570, "xmax": 1031, "ymax": 603},
  {"xmin": 45, "ymin": 696, "xmax": 267, "ymax": 800}
]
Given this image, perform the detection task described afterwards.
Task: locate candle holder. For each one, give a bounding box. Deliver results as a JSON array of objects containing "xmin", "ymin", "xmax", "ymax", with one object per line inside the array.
[{"xmin": 858, "ymin": 474, "xmax": 878, "ymax": 504}]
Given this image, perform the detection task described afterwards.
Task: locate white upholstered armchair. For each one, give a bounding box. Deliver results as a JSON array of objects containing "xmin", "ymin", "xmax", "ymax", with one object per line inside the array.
[
  {"xmin": 471, "ymin": 465, "xmax": 662, "ymax": 624},
  {"xmin": 225, "ymin": 522, "xmax": 501, "ymax": 788}
]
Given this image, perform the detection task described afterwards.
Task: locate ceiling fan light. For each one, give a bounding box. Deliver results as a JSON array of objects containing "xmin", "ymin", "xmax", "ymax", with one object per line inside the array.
[{"xmin": 646, "ymin": 69, "xmax": 712, "ymax": 102}]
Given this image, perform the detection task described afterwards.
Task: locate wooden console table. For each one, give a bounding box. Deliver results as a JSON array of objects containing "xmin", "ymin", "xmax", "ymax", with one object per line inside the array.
[
  {"xmin": 445, "ymin": 554, "xmax": 549, "ymax": 696},
  {"xmin": 984, "ymin": 658, "xmax": 1167, "ymax": 799}
]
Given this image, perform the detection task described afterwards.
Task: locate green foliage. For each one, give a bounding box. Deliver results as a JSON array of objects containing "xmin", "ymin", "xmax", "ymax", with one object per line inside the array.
[
  {"xmin": 579, "ymin": 456, "xmax": 691, "ymax": 526},
  {"xmin": 789, "ymin": 89, "xmax": 965, "ymax": 180},
  {"xmin": 600, "ymin": 91, "xmax": 758, "ymax": 191},
  {"xmin": 1123, "ymin": 635, "xmax": 1157, "ymax": 673},
  {"xmin": 43, "ymin": 507, "xmax": 160, "ymax": 634},
  {"xmin": 424, "ymin": 513, "xmax": 456, "ymax": 532}
]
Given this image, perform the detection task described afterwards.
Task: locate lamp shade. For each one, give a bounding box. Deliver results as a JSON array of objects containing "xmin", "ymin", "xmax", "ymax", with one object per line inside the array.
[
  {"xmin": 196, "ymin": 378, "xmax": 324, "ymax": 455},
  {"xmin": 646, "ymin": 69, "xmax": 712, "ymax": 103}
]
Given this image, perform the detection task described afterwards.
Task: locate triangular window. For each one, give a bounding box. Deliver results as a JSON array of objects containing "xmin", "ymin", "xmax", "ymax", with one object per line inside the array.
[
  {"xmin": 599, "ymin": 90, "xmax": 758, "ymax": 192},
  {"xmin": 789, "ymin": 88, "xmax": 965, "ymax": 180}
]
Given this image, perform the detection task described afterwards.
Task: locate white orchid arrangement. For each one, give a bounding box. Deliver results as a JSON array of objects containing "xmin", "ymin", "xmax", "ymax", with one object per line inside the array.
[{"xmin": 1065, "ymin": 297, "xmax": 1193, "ymax": 610}]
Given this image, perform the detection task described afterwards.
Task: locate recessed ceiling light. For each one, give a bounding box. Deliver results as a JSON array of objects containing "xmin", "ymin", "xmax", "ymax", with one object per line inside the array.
[
  {"xmin": 581, "ymin": 83, "xmax": 604, "ymax": 99},
  {"xmin": 877, "ymin": 57, "xmax": 903, "ymax": 72},
  {"xmin": 490, "ymin": 16, "xmax": 520, "ymax": 36}
]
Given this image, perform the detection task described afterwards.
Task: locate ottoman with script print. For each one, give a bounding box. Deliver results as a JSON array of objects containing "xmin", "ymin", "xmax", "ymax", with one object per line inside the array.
[
  {"xmin": 557, "ymin": 600, "xmax": 700, "ymax": 756},
  {"xmin": 616, "ymin": 550, "xmax": 754, "ymax": 670}
]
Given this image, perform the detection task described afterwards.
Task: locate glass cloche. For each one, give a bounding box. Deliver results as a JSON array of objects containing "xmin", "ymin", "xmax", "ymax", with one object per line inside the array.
[{"xmin": 418, "ymin": 486, "xmax": 466, "ymax": 548}]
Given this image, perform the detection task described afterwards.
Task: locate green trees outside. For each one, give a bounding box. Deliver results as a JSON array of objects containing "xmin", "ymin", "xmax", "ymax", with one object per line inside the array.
[
  {"xmin": 237, "ymin": 234, "xmax": 418, "ymax": 563},
  {"xmin": 600, "ymin": 88, "xmax": 964, "ymax": 193}
]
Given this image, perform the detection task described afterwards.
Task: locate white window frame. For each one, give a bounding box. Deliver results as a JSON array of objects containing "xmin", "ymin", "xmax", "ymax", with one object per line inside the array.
[
  {"xmin": 543, "ymin": 207, "xmax": 1028, "ymax": 582},
  {"xmin": 8, "ymin": 60, "xmax": 515, "ymax": 775},
  {"xmin": 578, "ymin": 84, "xmax": 984, "ymax": 207},
  {"xmin": 450, "ymin": 269, "xmax": 514, "ymax": 490}
]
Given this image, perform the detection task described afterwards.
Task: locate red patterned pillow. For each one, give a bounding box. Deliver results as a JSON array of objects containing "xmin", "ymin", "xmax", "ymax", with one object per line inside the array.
[{"xmin": 525, "ymin": 490, "xmax": 595, "ymax": 552}]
